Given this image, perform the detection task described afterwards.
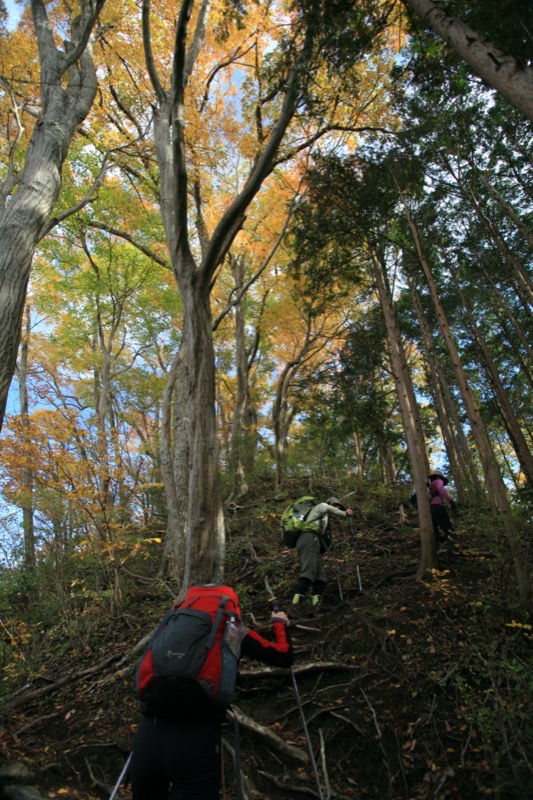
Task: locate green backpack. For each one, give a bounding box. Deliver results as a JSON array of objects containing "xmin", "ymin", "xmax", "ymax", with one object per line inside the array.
[{"xmin": 280, "ymin": 496, "xmax": 319, "ymax": 548}]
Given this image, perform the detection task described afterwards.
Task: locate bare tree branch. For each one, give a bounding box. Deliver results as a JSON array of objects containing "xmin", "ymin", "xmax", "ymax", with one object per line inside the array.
[
  {"xmin": 39, "ymin": 152, "xmax": 112, "ymax": 239},
  {"xmin": 142, "ymin": 0, "xmax": 166, "ymax": 102},
  {"xmin": 86, "ymin": 221, "xmax": 171, "ymax": 269}
]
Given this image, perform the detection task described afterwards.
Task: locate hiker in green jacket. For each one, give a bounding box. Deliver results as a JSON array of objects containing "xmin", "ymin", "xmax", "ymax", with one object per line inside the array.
[{"xmin": 292, "ymin": 497, "xmax": 354, "ymax": 610}]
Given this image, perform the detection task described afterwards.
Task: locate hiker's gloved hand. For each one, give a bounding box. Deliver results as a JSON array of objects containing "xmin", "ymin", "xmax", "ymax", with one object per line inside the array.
[{"xmin": 271, "ymin": 611, "xmax": 289, "ymax": 627}]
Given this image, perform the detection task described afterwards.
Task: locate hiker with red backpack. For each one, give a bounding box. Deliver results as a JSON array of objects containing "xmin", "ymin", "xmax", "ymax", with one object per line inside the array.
[
  {"xmin": 289, "ymin": 497, "xmax": 354, "ymax": 611},
  {"xmin": 129, "ymin": 583, "xmax": 293, "ymax": 800}
]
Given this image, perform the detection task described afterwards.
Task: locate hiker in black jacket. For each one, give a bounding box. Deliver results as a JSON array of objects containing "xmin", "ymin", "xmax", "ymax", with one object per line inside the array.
[{"xmin": 129, "ymin": 588, "xmax": 293, "ymax": 800}]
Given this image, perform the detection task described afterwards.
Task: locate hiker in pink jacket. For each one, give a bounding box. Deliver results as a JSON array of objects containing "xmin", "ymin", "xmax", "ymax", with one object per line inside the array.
[{"xmin": 427, "ymin": 470, "xmax": 458, "ymax": 563}]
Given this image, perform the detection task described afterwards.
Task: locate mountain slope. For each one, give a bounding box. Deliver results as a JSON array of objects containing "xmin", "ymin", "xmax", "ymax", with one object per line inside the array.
[{"xmin": 1, "ymin": 484, "xmax": 531, "ymax": 799}]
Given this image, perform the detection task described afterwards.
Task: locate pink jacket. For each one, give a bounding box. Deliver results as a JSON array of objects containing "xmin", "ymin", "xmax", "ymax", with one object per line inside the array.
[{"xmin": 429, "ymin": 478, "xmax": 453, "ymax": 506}]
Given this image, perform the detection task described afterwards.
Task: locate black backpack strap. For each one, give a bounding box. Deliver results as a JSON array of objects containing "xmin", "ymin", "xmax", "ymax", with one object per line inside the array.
[{"xmin": 205, "ymin": 595, "xmax": 229, "ymax": 650}]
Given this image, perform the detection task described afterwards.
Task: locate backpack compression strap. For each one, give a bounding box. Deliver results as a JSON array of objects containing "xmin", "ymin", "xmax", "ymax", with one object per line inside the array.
[{"xmin": 205, "ymin": 596, "xmax": 230, "ymax": 650}]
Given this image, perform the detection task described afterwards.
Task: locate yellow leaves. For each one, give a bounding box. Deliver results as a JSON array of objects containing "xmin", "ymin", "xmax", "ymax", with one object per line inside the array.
[
  {"xmin": 1, "ymin": 619, "xmax": 31, "ymax": 648},
  {"xmin": 506, "ymin": 621, "xmax": 532, "ymax": 630},
  {"xmin": 506, "ymin": 621, "xmax": 532, "ymax": 640},
  {"xmin": 0, "ymin": 23, "xmax": 40, "ymax": 159}
]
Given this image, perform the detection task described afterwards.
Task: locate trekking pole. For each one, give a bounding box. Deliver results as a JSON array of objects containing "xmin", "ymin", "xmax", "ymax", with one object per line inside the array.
[
  {"xmin": 264, "ymin": 577, "xmax": 325, "ymax": 800},
  {"xmin": 288, "ymin": 666, "xmax": 325, "ymax": 800},
  {"xmin": 334, "ymin": 553, "xmax": 343, "ymax": 601},
  {"xmin": 109, "ymin": 751, "xmax": 132, "ymax": 800},
  {"xmin": 233, "ymin": 716, "xmax": 245, "ymax": 800},
  {"xmin": 350, "ymin": 517, "xmax": 363, "ymax": 592}
]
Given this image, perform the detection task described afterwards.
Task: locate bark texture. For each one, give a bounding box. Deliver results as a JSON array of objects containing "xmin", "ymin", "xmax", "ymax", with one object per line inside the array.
[
  {"xmin": 145, "ymin": 0, "xmax": 309, "ymax": 582},
  {"xmin": 370, "ymin": 249, "xmax": 436, "ymax": 579},
  {"xmin": 395, "ymin": 179, "xmax": 531, "ymax": 606},
  {"xmin": 0, "ymin": 0, "xmax": 106, "ymax": 430},
  {"xmin": 403, "ymin": 0, "xmax": 533, "ymax": 122}
]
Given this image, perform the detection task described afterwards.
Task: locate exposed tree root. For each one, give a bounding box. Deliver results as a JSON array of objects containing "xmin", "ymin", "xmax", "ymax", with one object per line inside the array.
[{"xmin": 229, "ymin": 706, "xmax": 308, "ymax": 763}]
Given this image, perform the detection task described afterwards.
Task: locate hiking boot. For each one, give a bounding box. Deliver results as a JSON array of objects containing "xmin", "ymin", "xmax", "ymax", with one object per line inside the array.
[
  {"xmin": 292, "ymin": 593, "xmax": 305, "ymax": 605},
  {"xmin": 291, "ymin": 594, "xmax": 310, "ymax": 618},
  {"xmin": 310, "ymin": 595, "xmax": 323, "ymax": 616}
]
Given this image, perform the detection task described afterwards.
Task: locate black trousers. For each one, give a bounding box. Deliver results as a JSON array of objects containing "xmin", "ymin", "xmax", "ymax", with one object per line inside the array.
[
  {"xmin": 130, "ymin": 715, "xmax": 221, "ymax": 800},
  {"xmin": 430, "ymin": 505, "xmax": 456, "ymax": 556}
]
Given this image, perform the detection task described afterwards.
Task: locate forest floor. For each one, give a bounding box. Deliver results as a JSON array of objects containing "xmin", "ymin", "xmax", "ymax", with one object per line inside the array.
[{"xmin": 0, "ymin": 482, "xmax": 531, "ymax": 800}]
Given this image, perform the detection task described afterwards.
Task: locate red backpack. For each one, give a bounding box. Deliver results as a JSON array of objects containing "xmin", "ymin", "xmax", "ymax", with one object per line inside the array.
[{"xmin": 136, "ymin": 584, "xmax": 248, "ymax": 707}]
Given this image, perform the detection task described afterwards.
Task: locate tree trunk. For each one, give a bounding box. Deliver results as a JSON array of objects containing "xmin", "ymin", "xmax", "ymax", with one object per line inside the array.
[
  {"xmin": 369, "ymin": 249, "xmax": 436, "ymax": 578},
  {"xmin": 228, "ymin": 254, "xmax": 258, "ymax": 500},
  {"xmin": 463, "ymin": 187, "xmax": 533, "ymax": 307},
  {"xmin": 411, "ymin": 286, "xmax": 464, "ymax": 489},
  {"xmin": 408, "ymin": 275, "xmax": 484, "ymax": 501},
  {"xmin": 396, "ymin": 181, "xmax": 531, "ymax": 606},
  {"xmin": 353, "ymin": 432, "xmax": 364, "ymax": 491},
  {"xmin": 475, "ymin": 168, "xmax": 533, "ymax": 251},
  {"xmin": 159, "ymin": 351, "xmax": 185, "ymax": 578},
  {"xmin": 402, "ymin": 0, "xmax": 533, "ymax": 122},
  {"xmin": 17, "ymin": 305, "xmax": 35, "ymax": 570},
  {"xmin": 453, "ymin": 273, "xmax": 533, "ymax": 487},
  {"xmin": 383, "ymin": 445, "xmax": 397, "ymax": 484},
  {"xmin": 272, "ymin": 360, "xmax": 299, "ymax": 488},
  {"xmin": 94, "ymin": 302, "xmax": 113, "ymax": 516},
  {"xmin": 480, "ymin": 266, "xmax": 533, "ymax": 383},
  {"xmin": 145, "ymin": 0, "xmax": 306, "ymax": 583},
  {"xmin": 271, "ymin": 315, "xmax": 323, "ymax": 487},
  {"xmin": 178, "ymin": 283, "xmax": 223, "ymax": 585},
  {"xmin": 0, "ymin": 0, "xmax": 105, "ymax": 431}
]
